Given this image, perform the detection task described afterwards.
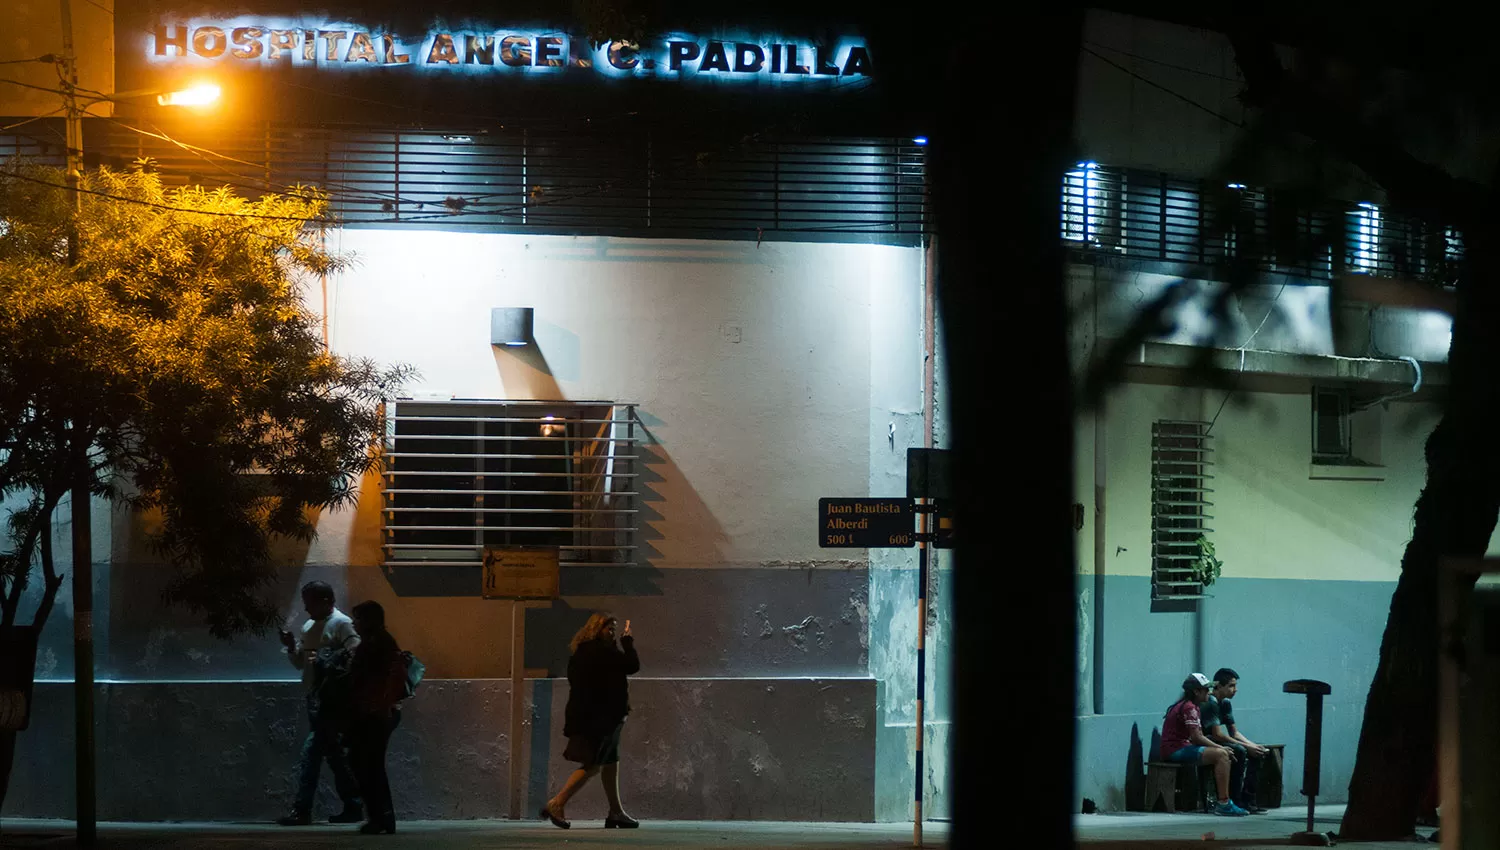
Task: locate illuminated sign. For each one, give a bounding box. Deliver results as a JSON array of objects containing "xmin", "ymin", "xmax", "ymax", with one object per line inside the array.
[{"xmin": 146, "ymin": 20, "xmax": 872, "ymax": 82}]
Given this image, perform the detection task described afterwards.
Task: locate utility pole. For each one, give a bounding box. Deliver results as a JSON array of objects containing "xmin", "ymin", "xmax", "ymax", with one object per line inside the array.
[{"xmin": 58, "ymin": 0, "xmax": 97, "ymax": 841}]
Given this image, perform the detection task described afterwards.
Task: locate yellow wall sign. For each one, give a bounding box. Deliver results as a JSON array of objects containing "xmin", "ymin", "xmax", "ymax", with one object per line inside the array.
[{"xmin": 482, "ymin": 547, "xmax": 560, "ymax": 600}]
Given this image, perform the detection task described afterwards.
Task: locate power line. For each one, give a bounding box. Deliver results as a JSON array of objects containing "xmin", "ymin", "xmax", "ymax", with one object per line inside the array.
[
  {"xmin": 1083, "ymin": 41, "xmax": 1244, "ymax": 83},
  {"xmin": 1082, "ymin": 45, "xmax": 1244, "ymax": 128},
  {"xmin": 1206, "ymin": 277, "xmax": 1289, "ymax": 435},
  {"xmin": 0, "ymin": 78, "xmax": 68, "ymax": 96},
  {"xmin": 108, "ymin": 118, "xmax": 405, "ymax": 205},
  {"xmin": 0, "ymin": 109, "xmax": 65, "ymax": 132},
  {"xmin": 1, "ymin": 169, "xmax": 338, "ymax": 222},
  {"xmin": 0, "ymin": 57, "xmax": 51, "ymax": 66}
]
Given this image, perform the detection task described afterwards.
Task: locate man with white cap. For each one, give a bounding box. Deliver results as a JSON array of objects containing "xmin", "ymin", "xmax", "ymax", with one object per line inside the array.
[{"xmin": 1160, "ymin": 672, "xmax": 1249, "ymax": 817}]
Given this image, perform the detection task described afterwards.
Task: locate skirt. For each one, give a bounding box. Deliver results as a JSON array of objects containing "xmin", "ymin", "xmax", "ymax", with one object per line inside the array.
[{"xmin": 564, "ymin": 720, "xmax": 623, "ymax": 766}]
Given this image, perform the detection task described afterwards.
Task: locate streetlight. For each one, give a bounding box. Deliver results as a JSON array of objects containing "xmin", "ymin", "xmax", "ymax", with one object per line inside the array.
[{"xmin": 155, "ymin": 83, "xmax": 222, "ymax": 108}]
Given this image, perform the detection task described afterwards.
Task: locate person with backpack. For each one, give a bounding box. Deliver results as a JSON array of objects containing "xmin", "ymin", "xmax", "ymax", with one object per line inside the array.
[{"xmin": 345, "ymin": 600, "xmax": 407, "ymax": 835}]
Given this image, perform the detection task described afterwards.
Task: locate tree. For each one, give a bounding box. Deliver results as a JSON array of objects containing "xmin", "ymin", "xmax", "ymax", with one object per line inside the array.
[
  {"xmin": 1085, "ymin": 5, "xmax": 1496, "ymax": 837},
  {"xmin": 0, "ymin": 163, "xmax": 411, "ymax": 808},
  {"xmin": 1223, "ymin": 21, "xmax": 1500, "ymax": 838}
]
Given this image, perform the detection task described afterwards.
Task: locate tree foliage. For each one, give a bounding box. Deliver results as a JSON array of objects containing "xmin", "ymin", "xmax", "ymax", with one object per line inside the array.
[{"xmin": 0, "ymin": 164, "xmax": 412, "ymax": 638}]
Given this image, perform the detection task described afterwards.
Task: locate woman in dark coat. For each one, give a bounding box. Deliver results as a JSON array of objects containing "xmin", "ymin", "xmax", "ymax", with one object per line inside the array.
[
  {"xmin": 346, "ymin": 600, "xmax": 404, "ymax": 835},
  {"xmin": 540, "ymin": 611, "xmax": 640, "ymax": 829}
]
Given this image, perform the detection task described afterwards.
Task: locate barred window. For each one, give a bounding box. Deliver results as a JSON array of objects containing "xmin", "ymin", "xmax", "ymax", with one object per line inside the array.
[
  {"xmin": 1151, "ymin": 420, "xmax": 1213, "ymax": 603},
  {"xmin": 381, "ymin": 400, "xmax": 639, "ymax": 569}
]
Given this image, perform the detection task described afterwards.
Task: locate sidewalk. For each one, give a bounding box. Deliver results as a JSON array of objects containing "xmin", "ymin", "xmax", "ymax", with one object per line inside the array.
[
  {"xmin": 0, "ymin": 819, "xmax": 952, "ymax": 849},
  {"xmin": 1075, "ymin": 804, "xmax": 1438, "ymax": 848},
  {"xmin": 2, "ymin": 808, "xmax": 1441, "ymax": 849}
]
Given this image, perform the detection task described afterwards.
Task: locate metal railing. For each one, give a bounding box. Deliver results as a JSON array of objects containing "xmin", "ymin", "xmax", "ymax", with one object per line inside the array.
[
  {"xmin": 1, "ymin": 120, "xmax": 927, "ymax": 243},
  {"xmin": 382, "ymin": 400, "xmax": 639, "ymax": 569},
  {"xmin": 1151, "ymin": 420, "xmax": 1214, "ymax": 603},
  {"xmin": 1063, "ymin": 164, "xmax": 1465, "ymax": 286}
]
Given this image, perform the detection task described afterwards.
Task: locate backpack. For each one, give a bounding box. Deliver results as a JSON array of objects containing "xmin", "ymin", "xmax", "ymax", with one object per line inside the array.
[{"xmin": 399, "ymin": 650, "xmax": 426, "ymax": 700}]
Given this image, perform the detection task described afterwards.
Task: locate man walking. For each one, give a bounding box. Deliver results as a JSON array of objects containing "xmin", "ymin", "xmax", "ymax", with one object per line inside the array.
[
  {"xmin": 1204, "ymin": 667, "xmax": 1270, "ymax": 814},
  {"xmin": 277, "ymin": 581, "xmax": 363, "ymax": 826}
]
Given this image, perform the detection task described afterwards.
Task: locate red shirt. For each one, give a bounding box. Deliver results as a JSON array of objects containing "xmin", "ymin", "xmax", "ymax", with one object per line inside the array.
[{"xmin": 1162, "ymin": 700, "xmax": 1201, "ymax": 757}]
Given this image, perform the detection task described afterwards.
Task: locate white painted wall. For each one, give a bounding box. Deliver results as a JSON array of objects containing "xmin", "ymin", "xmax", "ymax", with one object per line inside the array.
[
  {"xmin": 308, "ymin": 230, "xmax": 924, "ymax": 572},
  {"xmin": 1092, "ymin": 382, "xmax": 1438, "ymax": 582}
]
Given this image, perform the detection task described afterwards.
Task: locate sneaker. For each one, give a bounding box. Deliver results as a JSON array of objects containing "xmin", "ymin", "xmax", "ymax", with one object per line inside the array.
[
  {"xmin": 1214, "ymin": 801, "xmax": 1249, "ymax": 817},
  {"xmin": 276, "ymin": 810, "xmax": 312, "ymax": 826}
]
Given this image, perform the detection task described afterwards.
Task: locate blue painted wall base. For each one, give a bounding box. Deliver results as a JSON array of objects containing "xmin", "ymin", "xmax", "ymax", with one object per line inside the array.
[{"xmin": 1075, "ymin": 575, "xmax": 1394, "ymax": 811}]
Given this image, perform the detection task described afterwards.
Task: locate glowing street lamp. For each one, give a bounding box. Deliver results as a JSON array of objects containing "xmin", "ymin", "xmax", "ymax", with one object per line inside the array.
[{"xmin": 153, "ymin": 83, "xmax": 222, "ymax": 108}]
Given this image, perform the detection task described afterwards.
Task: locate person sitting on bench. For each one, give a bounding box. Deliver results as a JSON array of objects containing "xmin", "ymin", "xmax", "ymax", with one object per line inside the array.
[
  {"xmin": 1161, "ymin": 672, "xmax": 1249, "ymax": 817},
  {"xmin": 1204, "ymin": 667, "xmax": 1270, "ymax": 814}
]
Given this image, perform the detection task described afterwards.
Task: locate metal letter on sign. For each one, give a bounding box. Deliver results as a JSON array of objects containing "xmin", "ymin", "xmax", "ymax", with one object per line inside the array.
[{"xmin": 482, "ymin": 546, "xmax": 561, "ymax": 600}]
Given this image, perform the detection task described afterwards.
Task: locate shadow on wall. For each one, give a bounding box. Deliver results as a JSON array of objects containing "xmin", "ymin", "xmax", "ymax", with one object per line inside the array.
[
  {"xmin": 103, "ymin": 503, "xmax": 324, "ymax": 680},
  {"xmin": 523, "ymin": 414, "xmax": 734, "ymax": 676},
  {"xmin": 1125, "ymin": 723, "xmax": 1145, "ymax": 811}
]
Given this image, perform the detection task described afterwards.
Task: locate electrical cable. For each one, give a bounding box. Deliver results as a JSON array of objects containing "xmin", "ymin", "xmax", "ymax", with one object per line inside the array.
[
  {"xmin": 0, "ymin": 109, "xmax": 66, "ymax": 132},
  {"xmin": 1082, "ymin": 45, "xmax": 1244, "ymax": 128},
  {"xmin": 1205, "ymin": 277, "xmax": 1288, "ymax": 435}
]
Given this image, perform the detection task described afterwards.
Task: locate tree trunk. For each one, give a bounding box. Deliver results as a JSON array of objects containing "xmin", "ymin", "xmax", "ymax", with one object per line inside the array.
[
  {"xmin": 938, "ymin": 5, "xmax": 1081, "ymax": 847},
  {"xmin": 0, "ymin": 727, "xmax": 13, "ymax": 812},
  {"xmin": 0, "ymin": 624, "xmax": 40, "ymax": 814},
  {"xmin": 1341, "ymin": 221, "xmax": 1500, "ymax": 839}
]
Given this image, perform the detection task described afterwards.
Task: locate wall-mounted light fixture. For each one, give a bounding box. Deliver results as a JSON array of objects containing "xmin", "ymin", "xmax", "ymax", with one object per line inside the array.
[{"xmin": 491, "ymin": 307, "xmax": 534, "ymax": 347}]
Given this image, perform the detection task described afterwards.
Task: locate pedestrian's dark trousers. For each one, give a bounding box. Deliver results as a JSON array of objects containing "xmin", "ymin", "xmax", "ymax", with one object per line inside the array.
[
  {"xmin": 1227, "ymin": 744, "xmax": 1261, "ymax": 807},
  {"xmin": 349, "ymin": 710, "xmax": 397, "ymax": 828},
  {"xmin": 295, "ymin": 701, "xmax": 361, "ymax": 813}
]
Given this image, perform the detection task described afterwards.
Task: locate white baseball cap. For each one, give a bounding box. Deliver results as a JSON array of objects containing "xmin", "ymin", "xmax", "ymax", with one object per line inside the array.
[{"xmin": 1188, "ymin": 672, "xmax": 1211, "ymax": 687}]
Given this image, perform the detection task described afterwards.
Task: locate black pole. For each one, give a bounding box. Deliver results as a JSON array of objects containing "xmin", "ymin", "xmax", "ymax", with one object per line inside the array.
[
  {"xmin": 71, "ymin": 470, "xmax": 95, "ymax": 844},
  {"xmin": 1284, "ymin": 679, "xmax": 1332, "ymax": 847},
  {"xmin": 914, "ymin": 519, "xmax": 928, "ymax": 847},
  {"xmin": 1304, "ymin": 693, "xmax": 1324, "ymax": 834}
]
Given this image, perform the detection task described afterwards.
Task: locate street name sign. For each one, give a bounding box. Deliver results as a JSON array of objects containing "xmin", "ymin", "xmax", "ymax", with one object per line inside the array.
[{"xmin": 818, "ymin": 497, "xmax": 914, "ymax": 548}]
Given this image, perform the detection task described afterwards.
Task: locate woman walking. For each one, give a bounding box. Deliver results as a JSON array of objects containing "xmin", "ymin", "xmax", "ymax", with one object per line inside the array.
[
  {"xmin": 346, "ymin": 601, "xmax": 406, "ymax": 835},
  {"xmin": 540, "ymin": 612, "xmax": 641, "ymax": 829}
]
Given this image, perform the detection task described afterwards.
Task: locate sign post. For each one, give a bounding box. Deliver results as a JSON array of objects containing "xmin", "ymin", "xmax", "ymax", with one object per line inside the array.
[
  {"xmin": 906, "ymin": 448, "xmax": 952, "ymax": 849},
  {"xmin": 483, "ymin": 546, "xmax": 560, "ymax": 820},
  {"xmin": 819, "ymin": 453, "xmax": 952, "ymax": 848}
]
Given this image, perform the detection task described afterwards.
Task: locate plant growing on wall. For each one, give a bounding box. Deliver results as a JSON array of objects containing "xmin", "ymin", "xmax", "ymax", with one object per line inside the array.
[
  {"xmin": 1193, "ymin": 535, "xmax": 1223, "ymax": 587},
  {"xmin": 0, "ymin": 163, "xmax": 411, "ymax": 808}
]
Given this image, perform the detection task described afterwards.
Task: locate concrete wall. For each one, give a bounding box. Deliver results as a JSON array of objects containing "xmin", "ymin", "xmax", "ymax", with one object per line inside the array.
[
  {"xmin": 0, "ymin": 0, "xmax": 112, "ymax": 118},
  {"xmin": 1070, "ymin": 265, "xmax": 1500, "ymax": 810},
  {"xmin": 6, "ymin": 232, "xmax": 927, "ymax": 822},
  {"xmin": 4, "ymin": 677, "xmax": 874, "ymax": 822},
  {"xmin": 17, "ymin": 233, "xmax": 921, "ymax": 683},
  {"xmin": 1075, "ymin": 265, "xmax": 1453, "ymax": 365}
]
